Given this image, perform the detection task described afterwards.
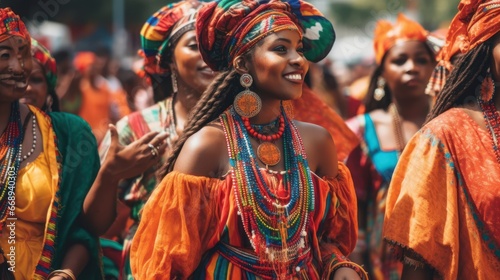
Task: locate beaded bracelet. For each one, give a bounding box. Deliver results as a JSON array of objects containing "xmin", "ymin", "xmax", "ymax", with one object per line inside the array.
[
  {"xmin": 324, "ymin": 259, "xmax": 369, "ymax": 280},
  {"xmin": 47, "ymin": 269, "xmax": 77, "ymax": 280}
]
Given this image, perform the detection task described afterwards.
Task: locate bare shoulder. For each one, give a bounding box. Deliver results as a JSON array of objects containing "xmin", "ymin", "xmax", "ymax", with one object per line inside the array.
[
  {"xmin": 293, "ymin": 121, "xmax": 338, "ymax": 177},
  {"xmin": 173, "ymin": 123, "xmax": 229, "ymax": 178}
]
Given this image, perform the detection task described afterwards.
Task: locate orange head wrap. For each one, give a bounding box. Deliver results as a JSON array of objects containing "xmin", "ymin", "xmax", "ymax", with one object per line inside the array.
[
  {"xmin": 73, "ymin": 52, "xmax": 96, "ymax": 74},
  {"xmin": 427, "ymin": 0, "xmax": 500, "ymax": 96},
  {"xmin": 373, "ymin": 13, "xmax": 428, "ymax": 65},
  {"xmin": 0, "ymin": 8, "xmax": 30, "ymax": 45}
]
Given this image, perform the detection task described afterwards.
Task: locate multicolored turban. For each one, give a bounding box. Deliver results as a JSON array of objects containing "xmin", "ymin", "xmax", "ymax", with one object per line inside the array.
[
  {"xmin": 373, "ymin": 13, "xmax": 428, "ymax": 65},
  {"xmin": 0, "ymin": 8, "xmax": 30, "ymax": 45},
  {"xmin": 197, "ymin": 0, "xmax": 335, "ymax": 71},
  {"xmin": 140, "ymin": 0, "xmax": 207, "ymax": 75},
  {"xmin": 426, "ymin": 0, "xmax": 500, "ymax": 96},
  {"xmin": 31, "ymin": 38, "xmax": 57, "ymax": 96}
]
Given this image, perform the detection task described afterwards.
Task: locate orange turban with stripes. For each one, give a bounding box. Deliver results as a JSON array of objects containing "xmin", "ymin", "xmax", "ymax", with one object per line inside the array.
[{"xmin": 373, "ymin": 14, "xmax": 428, "ymax": 65}]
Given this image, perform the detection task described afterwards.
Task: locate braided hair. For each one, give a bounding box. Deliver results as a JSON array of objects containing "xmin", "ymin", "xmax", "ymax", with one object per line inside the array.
[
  {"xmin": 157, "ymin": 68, "xmax": 241, "ymax": 178},
  {"xmin": 426, "ymin": 41, "xmax": 492, "ymax": 122}
]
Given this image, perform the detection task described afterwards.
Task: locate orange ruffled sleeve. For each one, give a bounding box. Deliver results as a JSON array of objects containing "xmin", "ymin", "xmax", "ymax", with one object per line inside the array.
[
  {"xmin": 130, "ymin": 171, "xmax": 225, "ymax": 279},
  {"xmin": 314, "ymin": 163, "xmax": 366, "ymax": 279}
]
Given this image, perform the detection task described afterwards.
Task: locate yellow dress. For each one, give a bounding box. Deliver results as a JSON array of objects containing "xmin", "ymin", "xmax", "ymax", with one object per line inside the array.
[{"xmin": 0, "ymin": 108, "xmax": 56, "ymax": 280}]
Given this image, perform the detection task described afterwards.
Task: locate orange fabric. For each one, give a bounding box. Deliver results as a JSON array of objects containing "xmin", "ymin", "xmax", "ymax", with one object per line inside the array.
[
  {"xmin": 384, "ymin": 108, "xmax": 500, "ymax": 279},
  {"xmin": 78, "ymin": 77, "xmax": 111, "ymax": 143},
  {"xmin": 373, "ymin": 14, "xmax": 428, "ymax": 64},
  {"xmin": 440, "ymin": 0, "xmax": 500, "ymax": 65},
  {"xmin": 73, "ymin": 52, "xmax": 96, "ymax": 73},
  {"xmin": 293, "ymin": 86, "xmax": 359, "ymax": 161},
  {"xmin": 130, "ymin": 163, "xmax": 357, "ymax": 279}
]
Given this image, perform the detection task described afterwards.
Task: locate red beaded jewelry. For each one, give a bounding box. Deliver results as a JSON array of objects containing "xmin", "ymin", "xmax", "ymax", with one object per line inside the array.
[
  {"xmin": 242, "ymin": 115, "xmax": 285, "ymax": 141},
  {"xmin": 242, "ymin": 115, "xmax": 285, "ymax": 166},
  {"xmin": 477, "ymin": 70, "xmax": 500, "ymax": 164}
]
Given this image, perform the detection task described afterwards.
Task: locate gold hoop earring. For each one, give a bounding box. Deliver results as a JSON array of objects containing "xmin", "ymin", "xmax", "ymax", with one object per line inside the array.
[
  {"xmin": 233, "ymin": 73, "xmax": 262, "ymax": 118},
  {"xmin": 374, "ymin": 77, "xmax": 386, "ymax": 101}
]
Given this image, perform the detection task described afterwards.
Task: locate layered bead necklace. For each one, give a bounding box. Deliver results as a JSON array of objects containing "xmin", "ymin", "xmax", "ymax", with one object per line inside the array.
[
  {"xmin": 0, "ymin": 102, "xmax": 23, "ymax": 227},
  {"xmin": 477, "ymin": 72, "xmax": 500, "ymax": 164},
  {"xmin": 220, "ymin": 107, "xmax": 315, "ymax": 278}
]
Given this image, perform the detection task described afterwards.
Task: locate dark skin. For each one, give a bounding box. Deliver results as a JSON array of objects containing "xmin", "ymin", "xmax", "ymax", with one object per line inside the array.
[
  {"xmin": 401, "ymin": 32, "xmax": 500, "ymax": 280},
  {"xmin": 370, "ymin": 41, "xmax": 435, "ymax": 152},
  {"xmin": 173, "ymin": 30, "xmax": 359, "ymax": 280},
  {"xmin": 0, "ymin": 36, "xmax": 89, "ymax": 280},
  {"xmin": 91, "ymin": 30, "xmax": 216, "ymax": 237}
]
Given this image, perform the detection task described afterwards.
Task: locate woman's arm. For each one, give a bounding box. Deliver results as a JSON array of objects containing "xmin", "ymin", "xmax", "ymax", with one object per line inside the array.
[
  {"xmin": 47, "ymin": 243, "xmax": 89, "ymax": 280},
  {"xmin": 81, "ymin": 124, "xmax": 169, "ymax": 236}
]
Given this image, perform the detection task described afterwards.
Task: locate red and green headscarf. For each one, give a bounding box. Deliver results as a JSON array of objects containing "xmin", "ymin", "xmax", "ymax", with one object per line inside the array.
[
  {"xmin": 31, "ymin": 38, "xmax": 57, "ymax": 96},
  {"xmin": 196, "ymin": 0, "xmax": 336, "ymax": 71}
]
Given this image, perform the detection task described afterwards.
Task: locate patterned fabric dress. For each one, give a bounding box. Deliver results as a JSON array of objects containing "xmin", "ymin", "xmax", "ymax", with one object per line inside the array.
[
  {"xmin": 384, "ymin": 108, "xmax": 500, "ymax": 279},
  {"xmin": 346, "ymin": 114, "xmax": 402, "ymax": 280},
  {"xmin": 98, "ymin": 97, "xmax": 177, "ymax": 279}
]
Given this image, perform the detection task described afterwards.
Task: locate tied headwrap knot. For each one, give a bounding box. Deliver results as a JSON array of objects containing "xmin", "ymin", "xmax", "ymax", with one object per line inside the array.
[
  {"xmin": 426, "ymin": 0, "xmax": 500, "ymax": 96},
  {"xmin": 373, "ymin": 13, "xmax": 428, "ymax": 65},
  {"xmin": 197, "ymin": 0, "xmax": 335, "ymax": 71}
]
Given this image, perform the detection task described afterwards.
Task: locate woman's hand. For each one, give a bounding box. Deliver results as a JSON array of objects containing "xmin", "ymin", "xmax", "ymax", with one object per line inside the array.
[
  {"xmin": 101, "ymin": 124, "xmax": 170, "ymax": 180},
  {"xmin": 332, "ymin": 267, "xmax": 362, "ymax": 280}
]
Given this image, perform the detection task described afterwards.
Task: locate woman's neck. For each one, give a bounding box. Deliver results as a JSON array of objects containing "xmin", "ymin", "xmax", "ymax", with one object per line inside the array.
[
  {"xmin": 174, "ymin": 89, "xmax": 200, "ymax": 126},
  {"xmin": 249, "ymin": 99, "xmax": 282, "ymax": 124},
  {"xmin": 393, "ymin": 96, "xmax": 430, "ymax": 126}
]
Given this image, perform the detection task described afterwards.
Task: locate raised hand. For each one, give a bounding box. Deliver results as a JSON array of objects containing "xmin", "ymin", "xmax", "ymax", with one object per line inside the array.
[{"xmin": 101, "ymin": 124, "xmax": 170, "ymax": 180}]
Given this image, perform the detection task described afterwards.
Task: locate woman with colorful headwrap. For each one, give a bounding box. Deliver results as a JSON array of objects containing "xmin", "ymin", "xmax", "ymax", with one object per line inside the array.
[
  {"xmin": 383, "ymin": 0, "xmax": 500, "ymax": 279},
  {"xmin": 0, "ymin": 8, "xmax": 103, "ymax": 279},
  {"xmin": 131, "ymin": 0, "xmax": 367, "ymax": 279},
  {"xmin": 19, "ymin": 38, "xmax": 59, "ymax": 113},
  {"xmin": 98, "ymin": 1, "xmax": 216, "ymax": 279},
  {"xmin": 345, "ymin": 13, "xmax": 436, "ymax": 280}
]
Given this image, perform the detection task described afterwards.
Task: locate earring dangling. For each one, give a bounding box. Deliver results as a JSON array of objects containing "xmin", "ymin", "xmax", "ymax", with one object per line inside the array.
[
  {"xmin": 233, "ymin": 73, "xmax": 262, "ymax": 118},
  {"xmin": 171, "ymin": 71, "xmax": 178, "ymax": 94},
  {"xmin": 374, "ymin": 77, "xmax": 386, "ymax": 101},
  {"xmin": 480, "ymin": 68, "xmax": 495, "ymax": 102}
]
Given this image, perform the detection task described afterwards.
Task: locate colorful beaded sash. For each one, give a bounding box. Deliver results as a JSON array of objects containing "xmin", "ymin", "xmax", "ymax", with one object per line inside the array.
[
  {"xmin": 220, "ymin": 108, "xmax": 315, "ymax": 278},
  {"xmin": 0, "ymin": 102, "xmax": 23, "ymax": 227}
]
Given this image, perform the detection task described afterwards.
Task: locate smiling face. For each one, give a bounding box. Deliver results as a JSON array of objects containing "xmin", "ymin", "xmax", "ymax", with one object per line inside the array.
[
  {"xmin": 0, "ymin": 36, "xmax": 32, "ymax": 103},
  {"xmin": 170, "ymin": 30, "xmax": 215, "ymax": 97},
  {"xmin": 20, "ymin": 58, "xmax": 48, "ymax": 108},
  {"xmin": 246, "ymin": 29, "xmax": 309, "ymax": 102},
  {"xmin": 381, "ymin": 40, "xmax": 435, "ymax": 101}
]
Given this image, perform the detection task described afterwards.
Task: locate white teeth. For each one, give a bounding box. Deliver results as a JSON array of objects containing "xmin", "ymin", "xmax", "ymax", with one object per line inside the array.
[
  {"xmin": 15, "ymin": 81, "xmax": 27, "ymax": 88},
  {"xmin": 284, "ymin": 74, "xmax": 302, "ymax": 81},
  {"xmin": 2, "ymin": 79, "xmax": 16, "ymax": 85}
]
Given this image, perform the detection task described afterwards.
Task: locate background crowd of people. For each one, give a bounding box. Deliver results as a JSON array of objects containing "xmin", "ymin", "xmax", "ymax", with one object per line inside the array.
[{"xmin": 0, "ymin": 0, "xmax": 499, "ymax": 279}]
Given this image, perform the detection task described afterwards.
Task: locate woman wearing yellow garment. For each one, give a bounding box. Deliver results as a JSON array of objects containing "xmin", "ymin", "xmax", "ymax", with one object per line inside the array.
[
  {"xmin": 0, "ymin": 8, "xmax": 102, "ymax": 280},
  {"xmin": 384, "ymin": 0, "xmax": 500, "ymax": 279}
]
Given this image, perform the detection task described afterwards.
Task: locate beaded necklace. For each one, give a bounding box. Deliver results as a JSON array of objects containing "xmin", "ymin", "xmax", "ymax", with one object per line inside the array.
[
  {"xmin": 220, "ymin": 107, "xmax": 314, "ymax": 278},
  {"xmin": 0, "ymin": 102, "xmax": 23, "ymax": 228},
  {"xmin": 477, "ymin": 72, "xmax": 500, "ymax": 164}
]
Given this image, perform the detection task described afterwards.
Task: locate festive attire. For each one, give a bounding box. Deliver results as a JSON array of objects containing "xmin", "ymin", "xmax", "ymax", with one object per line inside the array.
[
  {"xmin": 384, "ymin": 1, "xmax": 500, "ymax": 279},
  {"xmin": 0, "ymin": 105, "xmax": 103, "ymax": 279},
  {"xmin": 346, "ymin": 114, "xmax": 401, "ymax": 280},
  {"xmin": 98, "ymin": 2, "xmax": 208, "ymax": 279},
  {"xmin": 384, "ymin": 108, "xmax": 500, "ymax": 279},
  {"xmin": 131, "ymin": 110, "xmax": 363, "ymax": 279},
  {"xmin": 346, "ymin": 13, "xmax": 429, "ymax": 280}
]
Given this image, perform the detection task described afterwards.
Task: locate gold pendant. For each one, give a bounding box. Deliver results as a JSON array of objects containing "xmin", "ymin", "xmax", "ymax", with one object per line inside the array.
[{"xmin": 257, "ymin": 142, "xmax": 281, "ymax": 166}]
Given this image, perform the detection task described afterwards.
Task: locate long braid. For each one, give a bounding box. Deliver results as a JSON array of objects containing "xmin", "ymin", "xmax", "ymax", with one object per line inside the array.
[
  {"xmin": 157, "ymin": 69, "xmax": 240, "ymax": 178},
  {"xmin": 426, "ymin": 42, "xmax": 491, "ymax": 122}
]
